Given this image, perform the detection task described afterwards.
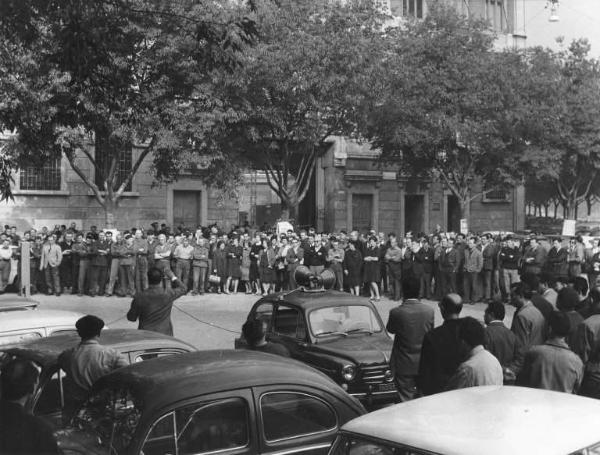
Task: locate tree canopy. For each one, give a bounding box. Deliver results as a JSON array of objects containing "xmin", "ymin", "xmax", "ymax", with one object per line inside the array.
[
  {"xmin": 521, "ymin": 40, "xmax": 600, "ymax": 219},
  {"xmin": 204, "ymin": 0, "xmax": 388, "ymax": 221},
  {"xmin": 362, "ymin": 4, "xmax": 538, "ymax": 222},
  {"xmin": 0, "ymin": 0, "xmax": 257, "ymax": 225}
]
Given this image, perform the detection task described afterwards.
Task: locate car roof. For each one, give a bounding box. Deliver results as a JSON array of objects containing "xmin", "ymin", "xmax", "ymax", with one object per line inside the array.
[
  {"xmin": 340, "ymin": 386, "xmax": 600, "ymax": 455},
  {"xmin": 3, "ymin": 329, "xmax": 196, "ymax": 367},
  {"xmin": 258, "ymin": 289, "xmax": 377, "ymax": 311},
  {"xmin": 0, "ymin": 309, "xmax": 83, "ymax": 332},
  {"xmin": 94, "ymin": 349, "xmax": 358, "ymax": 414}
]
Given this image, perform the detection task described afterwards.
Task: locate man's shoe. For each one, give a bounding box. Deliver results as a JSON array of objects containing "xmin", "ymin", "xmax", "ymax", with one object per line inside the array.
[
  {"xmin": 55, "ymin": 292, "xmax": 61, "ymax": 296},
  {"xmin": 104, "ymin": 293, "xmax": 112, "ymax": 297}
]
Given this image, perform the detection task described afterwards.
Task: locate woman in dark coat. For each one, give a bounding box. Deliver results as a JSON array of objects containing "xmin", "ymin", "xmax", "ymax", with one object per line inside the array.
[
  {"xmin": 363, "ymin": 236, "xmax": 381, "ymax": 301},
  {"xmin": 249, "ymin": 236, "xmax": 263, "ymax": 294},
  {"xmin": 259, "ymin": 238, "xmax": 276, "ymax": 295},
  {"xmin": 225, "ymin": 236, "xmax": 243, "ymax": 294},
  {"xmin": 212, "ymin": 241, "xmax": 228, "ymax": 294},
  {"xmin": 343, "ymin": 241, "xmax": 363, "ymax": 296}
]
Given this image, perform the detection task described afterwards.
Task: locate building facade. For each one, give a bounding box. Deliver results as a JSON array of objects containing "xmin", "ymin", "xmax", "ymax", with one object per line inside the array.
[{"xmin": 311, "ymin": 137, "xmax": 525, "ymax": 235}]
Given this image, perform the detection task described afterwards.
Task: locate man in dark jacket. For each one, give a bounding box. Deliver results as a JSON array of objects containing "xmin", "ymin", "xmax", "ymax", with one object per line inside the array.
[
  {"xmin": 418, "ymin": 293, "xmax": 468, "ymax": 395},
  {"xmin": 0, "ymin": 359, "xmax": 60, "ymax": 454},
  {"xmin": 127, "ymin": 267, "xmax": 187, "ymax": 335},
  {"xmin": 440, "ymin": 238, "xmax": 458, "ymax": 294},
  {"xmin": 387, "ymin": 279, "xmax": 434, "ymax": 401},
  {"xmin": 417, "ymin": 240, "xmax": 434, "ymax": 299},
  {"xmin": 484, "ymin": 300, "xmax": 522, "ymax": 382}
]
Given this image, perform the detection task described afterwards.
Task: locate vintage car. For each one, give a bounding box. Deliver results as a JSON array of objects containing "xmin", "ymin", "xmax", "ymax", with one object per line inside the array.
[
  {"xmin": 56, "ymin": 349, "xmax": 367, "ymax": 455},
  {"xmin": 0, "ymin": 328, "xmax": 196, "ymax": 429},
  {"xmin": 328, "ymin": 386, "xmax": 600, "ymax": 455},
  {"xmin": 0, "ymin": 308, "xmax": 84, "ymax": 345},
  {"xmin": 235, "ymin": 288, "xmax": 397, "ymax": 405},
  {"xmin": 0, "ymin": 294, "xmax": 39, "ymax": 311}
]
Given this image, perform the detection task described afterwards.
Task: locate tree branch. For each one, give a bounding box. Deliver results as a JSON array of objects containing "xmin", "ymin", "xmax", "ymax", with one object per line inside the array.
[
  {"xmin": 115, "ymin": 139, "xmax": 154, "ymax": 198},
  {"xmin": 63, "ymin": 151, "xmax": 106, "ymax": 208}
]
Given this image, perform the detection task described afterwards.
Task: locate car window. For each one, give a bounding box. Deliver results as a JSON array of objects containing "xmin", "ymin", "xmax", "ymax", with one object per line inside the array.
[
  {"xmin": 572, "ymin": 442, "xmax": 600, "ymax": 455},
  {"xmin": 309, "ymin": 306, "xmax": 382, "ymax": 337},
  {"xmin": 133, "ymin": 349, "xmax": 187, "ymax": 363},
  {"xmin": 254, "ymin": 303, "xmax": 275, "ymax": 332},
  {"xmin": 260, "ymin": 392, "xmax": 337, "ymax": 442},
  {"xmin": 331, "ymin": 435, "xmax": 426, "ymax": 455},
  {"xmin": 142, "ymin": 398, "xmax": 250, "ymax": 455},
  {"xmin": 273, "ymin": 306, "xmax": 306, "ymax": 339},
  {"xmin": 0, "ymin": 332, "xmax": 42, "ymax": 345},
  {"xmin": 49, "ymin": 329, "xmax": 78, "ymax": 337},
  {"xmin": 34, "ymin": 369, "xmax": 64, "ymax": 416},
  {"xmin": 73, "ymin": 387, "xmax": 142, "ymax": 453}
]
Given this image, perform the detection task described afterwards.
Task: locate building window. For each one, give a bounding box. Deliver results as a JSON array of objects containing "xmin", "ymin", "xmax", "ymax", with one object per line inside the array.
[
  {"xmin": 19, "ymin": 158, "xmax": 61, "ymax": 191},
  {"xmin": 401, "ymin": 0, "xmax": 423, "ymax": 18},
  {"xmin": 483, "ymin": 184, "xmax": 510, "ymax": 203},
  {"xmin": 95, "ymin": 149, "xmax": 132, "ymax": 192},
  {"xmin": 486, "ymin": 0, "xmax": 507, "ymax": 32}
]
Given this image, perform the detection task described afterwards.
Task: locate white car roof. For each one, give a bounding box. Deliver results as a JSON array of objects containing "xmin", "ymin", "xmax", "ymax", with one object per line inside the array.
[
  {"xmin": 340, "ymin": 386, "xmax": 600, "ymax": 455},
  {"xmin": 0, "ymin": 309, "xmax": 83, "ymax": 332}
]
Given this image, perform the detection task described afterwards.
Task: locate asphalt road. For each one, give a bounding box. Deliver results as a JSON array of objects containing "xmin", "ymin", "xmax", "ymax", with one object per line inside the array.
[{"xmin": 30, "ymin": 291, "xmax": 516, "ymax": 349}]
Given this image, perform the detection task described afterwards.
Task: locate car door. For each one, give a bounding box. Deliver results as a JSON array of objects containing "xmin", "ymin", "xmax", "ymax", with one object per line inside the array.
[
  {"xmin": 269, "ymin": 304, "xmax": 310, "ymax": 359},
  {"xmin": 137, "ymin": 389, "xmax": 258, "ymax": 455},
  {"xmin": 253, "ymin": 386, "xmax": 345, "ymax": 455}
]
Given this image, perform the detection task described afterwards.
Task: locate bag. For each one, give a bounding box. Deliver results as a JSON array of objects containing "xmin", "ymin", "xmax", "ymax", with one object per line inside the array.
[{"xmin": 208, "ymin": 274, "xmax": 221, "ymax": 284}]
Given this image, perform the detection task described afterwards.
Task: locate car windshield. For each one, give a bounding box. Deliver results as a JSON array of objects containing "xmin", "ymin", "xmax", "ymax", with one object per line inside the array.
[
  {"xmin": 71, "ymin": 386, "xmax": 142, "ymax": 454},
  {"xmin": 309, "ymin": 306, "xmax": 382, "ymax": 337}
]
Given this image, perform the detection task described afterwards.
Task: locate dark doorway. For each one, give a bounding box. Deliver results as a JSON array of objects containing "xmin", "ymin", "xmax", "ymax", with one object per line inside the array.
[
  {"xmin": 447, "ymin": 195, "xmax": 461, "ymax": 232},
  {"xmin": 405, "ymin": 195, "xmax": 425, "ymax": 235},
  {"xmin": 173, "ymin": 190, "xmax": 201, "ymax": 228},
  {"xmin": 298, "ymin": 172, "xmax": 316, "ymax": 229},
  {"xmin": 352, "ymin": 194, "xmax": 373, "ymax": 233}
]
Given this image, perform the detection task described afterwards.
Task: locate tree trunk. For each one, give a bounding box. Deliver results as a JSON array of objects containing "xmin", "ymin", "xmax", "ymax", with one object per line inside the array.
[
  {"xmin": 104, "ymin": 198, "xmax": 117, "ymax": 229},
  {"xmin": 564, "ymin": 198, "xmax": 577, "ymax": 219},
  {"xmin": 459, "ymin": 198, "xmax": 470, "ymax": 233},
  {"xmin": 279, "ymin": 198, "xmax": 298, "ymax": 223}
]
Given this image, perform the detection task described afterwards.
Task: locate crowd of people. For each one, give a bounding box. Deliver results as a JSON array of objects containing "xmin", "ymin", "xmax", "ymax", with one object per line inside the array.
[
  {"xmin": 387, "ymin": 276, "xmax": 600, "ymax": 402},
  {"xmin": 1, "ymin": 221, "xmax": 599, "ymax": 306}
]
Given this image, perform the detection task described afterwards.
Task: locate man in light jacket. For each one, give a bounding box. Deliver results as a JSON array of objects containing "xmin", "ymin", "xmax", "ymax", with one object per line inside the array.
[{"xmin": 40, "ymin": 234, "xmax": 62, "ymax": 296}]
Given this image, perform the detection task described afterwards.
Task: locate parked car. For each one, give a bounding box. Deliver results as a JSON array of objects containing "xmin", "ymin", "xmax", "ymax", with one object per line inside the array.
[
  {"xmin": 235, "ymin": 289, "xmax": 397, "ymax": 405},
  {"xmin": 0, "ymin": 308, "xmax": 84, "ymax": 345},
  {"xmin": 328, "ymin": 386, "xmax": 600, "ymax": 455},
  {"xmin": 0, "ymin": 328, "xmax": 196, "ymax": 429},
  {"xmin": 0, "ymin": 294, "xmax": 39, "ymax": 311},
  {"xmin": 56, "ymin": 349, "xmax": 367, "ymax": 455}
]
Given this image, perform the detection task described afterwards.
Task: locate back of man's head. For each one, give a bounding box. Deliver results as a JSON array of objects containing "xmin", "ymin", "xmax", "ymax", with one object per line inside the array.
[
  {"xmin": 459, "ymin": 317, "xmax": 486, "ymax": 348},
  {"xmin": 573, "ymin": 276, "xmax": 589, "ymax": 298},
  {"xmin": 557, "ymin": 287, "xmax": 579, "ymax": 312},
  {"xmin": 548, "ymin": 311, "xmax": 571, "ymax": 338},
  {"xmin": 485, "ymin": 300, "xmax": 505, "ymax": 322},
  {"xmin": 242, "ymin": 319, "xmax": 264, "ymax": 347},
  {"xmin": 76, "ymin": 315, "xmax": 105, "ymax": 340},
  {"xmin": 1, "ymin": 359, "xmax": 39, "ymax": 401},
  {"xmin": 401, "ymin": 278, "xmax": 420, "ymax": 300},
  {"xmin": 147, "ymin": 267, "xmax": 163, "ymax": 285},
  {"xmin": 439, "ymin": 294, "xmax": 462, "ymax": 319},
  {"xmin": 511, "ymin": 282, "xmax": 533, "ymax": 300}
]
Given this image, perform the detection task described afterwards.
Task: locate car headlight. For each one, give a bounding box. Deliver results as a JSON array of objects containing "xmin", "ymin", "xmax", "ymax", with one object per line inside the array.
[{"xmin": 342, "ymin": 365, "xmax": 356, "ymax": 382}]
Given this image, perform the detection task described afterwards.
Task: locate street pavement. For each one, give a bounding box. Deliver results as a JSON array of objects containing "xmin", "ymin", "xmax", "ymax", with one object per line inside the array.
[{"xmin": 30, "ymin": 291, "xmax": 515, "ymax": 350}]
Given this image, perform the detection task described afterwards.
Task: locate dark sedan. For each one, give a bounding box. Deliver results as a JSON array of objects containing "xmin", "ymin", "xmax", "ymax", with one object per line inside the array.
[
  {"xmin": 0, "ymin": 328, "xmax": 196, "ymax": 429},
  {"xmin": 57, "ymin": 350, "xmax": 367, "ymax": 455},
  {"xmin": 236, "ymin": 290, "xmax": 397, "ymax": 405}
]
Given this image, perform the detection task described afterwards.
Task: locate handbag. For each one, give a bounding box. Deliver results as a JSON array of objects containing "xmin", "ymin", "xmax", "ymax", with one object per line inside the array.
[{"xmin": 208, "ymin": 274, "xmax": 221, "ymax": 284}]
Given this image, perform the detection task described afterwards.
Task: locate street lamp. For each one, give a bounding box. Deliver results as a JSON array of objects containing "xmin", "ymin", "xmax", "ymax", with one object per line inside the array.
[{"xmin": 546, "ymin": 0, "xmax": 560, "ymax": 22}]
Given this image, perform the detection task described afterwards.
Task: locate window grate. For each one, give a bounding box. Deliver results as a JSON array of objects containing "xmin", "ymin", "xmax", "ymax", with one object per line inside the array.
[
  {"xmin": 95, "ymin": 149, "xmax": 133, "ymax": 192},
  {"xmin": 19, "ymin": 158, "xmax": 61, "ymax": 190}
]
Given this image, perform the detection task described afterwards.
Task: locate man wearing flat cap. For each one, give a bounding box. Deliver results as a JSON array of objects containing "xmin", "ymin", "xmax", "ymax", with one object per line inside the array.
[{"xmin": 58, "ymin": 315, "xmax": 128, "ymax": 419}]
